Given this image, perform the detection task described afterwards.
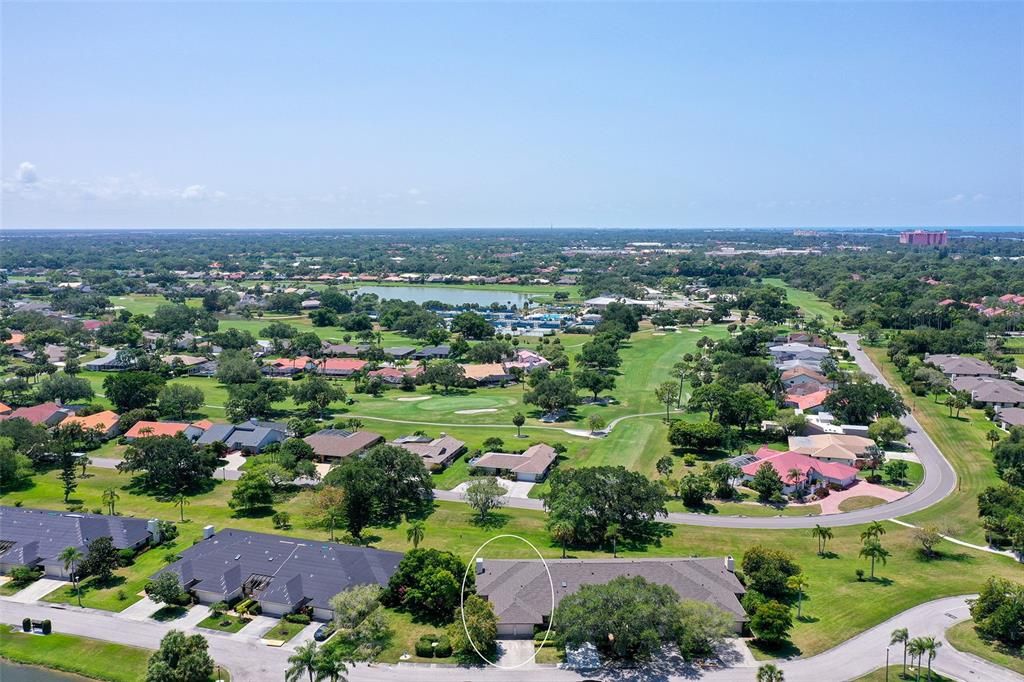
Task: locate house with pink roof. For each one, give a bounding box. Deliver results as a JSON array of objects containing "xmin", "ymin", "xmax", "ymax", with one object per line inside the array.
[
  {"xmin": 504, "ymin": 348, "xmax": 550, "ymax": 373},
  {"xmin": 782, "ymin": 388, "xmax": 830, "ymax": 413},
  {"xmin": 739, "ymin": 447, "xmax": 858, "ymax": 496}
]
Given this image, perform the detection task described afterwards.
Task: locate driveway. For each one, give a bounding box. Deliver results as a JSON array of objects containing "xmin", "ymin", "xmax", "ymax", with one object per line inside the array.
[
  {"xmin": 495, "ymin": 639, "xmax": 538, "ymax": 669},
  {"xmin": 5, "ymin": 578, "xmax": 65, "ymax": 603},
  {"xmin": 450, "ymin": 478, "xmax": 535, "ymax": 499},
  {"xmin": 816, "ymin": 480, "xmax": 908, "ymax": 515},
  {"xmin": 120, "ymin": 595, "xmax": 165, "ymax": 621}
]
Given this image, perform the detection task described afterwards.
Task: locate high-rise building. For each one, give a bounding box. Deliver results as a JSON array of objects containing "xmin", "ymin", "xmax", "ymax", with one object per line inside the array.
[{"xmin": 899, "ymin": 230, "xmax": 948, "ymax": 246}]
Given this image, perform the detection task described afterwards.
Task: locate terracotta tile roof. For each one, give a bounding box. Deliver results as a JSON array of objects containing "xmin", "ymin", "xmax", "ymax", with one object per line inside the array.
[
  {"xmin": 784, "ymin": 389, "xmax": 830, "ymax": 410},
  {"xmin": 63, "ymin": 410, "xmax": 120, "ymax": 432},
  {"xmin": 124, "ymin": 421, "xmax": 193, "ymax": 438}
]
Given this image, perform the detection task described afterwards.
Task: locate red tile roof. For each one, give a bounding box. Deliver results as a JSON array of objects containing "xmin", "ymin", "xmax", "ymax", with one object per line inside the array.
[
  {"xmin": 1, "ymin": 402, "xmax": 65, "ymax": 426},
  {"xmin": 742, "ymin": 447, "xmax": 858, "ymax": 486},
  {"xmin": 784, "ymin": 389, "xmax": 830, "ymax": 410},
  {"xmin": 124, "ymin": 421, "xmax": 193, "ymax": 438}
]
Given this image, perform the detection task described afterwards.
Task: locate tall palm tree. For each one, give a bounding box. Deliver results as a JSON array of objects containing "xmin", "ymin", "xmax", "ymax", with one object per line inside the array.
[
  {"xmin": 858, "ymin": 539, "xmax": 890, "ymax": 579},
  {"xmin": 59, "ymin": 546, "xmax": 83, "ymax": 607},
  {"xmin": 786, "ymin": 574, "xmax": 809, "ymax": 619},
  {"xmin": 786, "ymin": 469, "xmax": 804, "ymax": 500},
  {"xmin": 811, "ymin": 524, "xmax": 833, "ymax": 556},
  {"xmin": 917, "ymin": 636, "xmax": 941, "ymax": 681},
  {"xmin": 406, "ymin": 520, "xmax": 425, "ymax": 549},
  {"xmin": 756, "ymin": 663, "xmax": 785, "ymax": 682},
  {"xmin": 860, "ymin": 521, "xmax": 886, "ymax": 544},
  {"xmin": 173, "ymin": 493, "xmax": 190, "ymax": 522},
  {"xmin": 907, "ymin": 637, "xmax": 926, "ymax": 681},
  {"xmin": 102, "ymin": 487, "xmax": 120, "ymax": 516},
  {"xmin": 550, "ymin": 520, "xmax": 574, "ymax": 559},
  {"xmin": 286, "ymin": 641, "xmax": 320, "ymax": 682},
  {"xmin": 890, "ymin": 627, "xmax": 909, "ymax": 677},
  {"xmin": 313, "ymin": 651, "xmax": 348, "ymax": 682}
]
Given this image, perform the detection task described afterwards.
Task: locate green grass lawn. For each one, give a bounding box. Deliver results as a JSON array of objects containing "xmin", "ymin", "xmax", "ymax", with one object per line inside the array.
[
  {"xmin": 946, "ymin": 620, "xmax": 1024, "ymax": 675},
  {"xmin": 864, "ymin": 347, "xmax": 1003, "ymax": 544},
  {"xmin": 852, "ymin": 668, "xmax": 953, "ymax": 682},
  {"xmin": 375, "ymin": 609, "xmax": 454, "ymax": 664},
  {"xmin": 0, "ymin": 629, "xmax": 153, "ymax": 682},
  {"xmin": 197, "ymin": 613, "xmax": 251, "ymax": 633},
  {"xmin": 762, "ymin": 278, "xmax": 843, "ymax": 321},
  {"xmin": 43, "ymin": 532, "xmax": 197, "ymax": 612},
  {"xmin": 262, "ymin": 618, "xmax": 304, "ymax": 643},
  {"xmin": 838, "ymin": 496, "xmax": 888, "ymax": 512},
  {"xmin": 666, "ymin": 499, "xmax": 824, "ymax": 517}
]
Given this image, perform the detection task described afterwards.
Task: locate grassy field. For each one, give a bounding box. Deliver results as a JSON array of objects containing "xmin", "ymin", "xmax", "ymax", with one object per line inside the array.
[
  {"xmin": 852, "ymin": 668, "xmax": 953, "ymax": 682},
  {"xmin": 864, "ymin": 347, "xmax": 1002, "ymax": 544},
  {"xmin": 0, "ymin": 629, "xmax": 152, "ymax": 682},
  {"xmin": 197, "ymin": 612, "xmax": 250, "ymax": 633},
  {"xmin": 946, "ymin": 620, "xmax": 1024, "ymax": 675},
  {"xmin": 838, "ymin": 496, "xmax": 887, "ymax": 512},
  {"xmin": 263, "ymin": 619, "xmax": 303, "ymax": 643},
  {"xmin": 763, "ymin": 278, "xmax": 843, "ymax": 321},
  {"xmin": 376, "ymin": 609, "xmax": 454, "ymax": 664},
  {"xmin": 5, "ymin": 466, "xmax": 1022, "ymax": 659}
]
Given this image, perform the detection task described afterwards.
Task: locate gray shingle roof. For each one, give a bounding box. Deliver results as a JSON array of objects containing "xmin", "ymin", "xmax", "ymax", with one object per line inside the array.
[
  {"xmin": 154, "ymin": 529, "xmax": 402, "ymax": 612},
  {"xmin": 475, "ymin": 557, "xmax": 746, "ymax": 628},
  {"xmin": 0, "ymin": 506, "xmax": 151, "ymax": 566}
]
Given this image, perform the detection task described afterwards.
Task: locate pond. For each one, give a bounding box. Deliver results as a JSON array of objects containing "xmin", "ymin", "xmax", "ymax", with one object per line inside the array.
[
  {"xmin": 355, "ymin": 285, "xmax": 532, "ymax": 308},
  {"xmin": 0, "ymin": 661, "xmax": 92, "ymax": 682}
]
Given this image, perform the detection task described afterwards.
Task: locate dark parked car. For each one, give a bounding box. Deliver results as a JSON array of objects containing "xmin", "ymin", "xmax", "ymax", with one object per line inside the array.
[{"xmin": 313, "ymin": 623, "xmax": 335, "ymax": 642}]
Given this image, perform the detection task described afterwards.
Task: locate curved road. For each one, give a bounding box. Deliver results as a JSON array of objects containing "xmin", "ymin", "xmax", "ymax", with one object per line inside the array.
[
  {"xmin": 3, "ymin": 595, "xmax": 1020, "ymax": 681},
  {"xmin": 439, "ymin": 334, "xmax": 962, "ymax": 530}
]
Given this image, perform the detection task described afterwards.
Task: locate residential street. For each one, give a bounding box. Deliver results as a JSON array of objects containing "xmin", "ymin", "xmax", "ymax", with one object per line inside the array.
[{"xmin": 3, "ymin": 594, "xmax": 1021, "ymax": 681}]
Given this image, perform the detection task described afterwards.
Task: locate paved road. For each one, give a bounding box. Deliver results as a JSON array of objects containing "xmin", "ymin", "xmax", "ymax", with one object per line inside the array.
[{"xmin": 4, "ymin": 595, "xmax": 1020, "ymax": 681}]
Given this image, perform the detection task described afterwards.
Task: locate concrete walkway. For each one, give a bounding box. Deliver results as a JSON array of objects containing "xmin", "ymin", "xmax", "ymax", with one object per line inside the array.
[
  {"xmin": 119, "ymin": 595, "xmax": 165, "ymax": 621},
  {"xmin": 4, "ymin": 578, "xmax": 65, "ymax": 603}
]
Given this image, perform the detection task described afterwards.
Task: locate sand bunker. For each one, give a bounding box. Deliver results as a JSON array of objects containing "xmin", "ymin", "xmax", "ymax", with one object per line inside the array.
[
  {"xmin": 454, "ymin": 408, "xmax": 499, "ymax": 415},
  {"xmin": 396, "ymin": 396, "xmax": 432, "ymax": 402}
]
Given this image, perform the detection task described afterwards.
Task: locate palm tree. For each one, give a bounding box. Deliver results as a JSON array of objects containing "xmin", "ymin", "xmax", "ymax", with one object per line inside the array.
[
  {"xmin": 859, "ymin": 539, "xmax": 890, "ymax": 579},
  {"xmin": 313, "ymin": 651, "xmax": 348, "ymax": 682},
  {"xmin": 811, "ymin": 524, "xmax": 833, "ymax": 556},
  {"xmin": 550, "ymin": 520, "xmax": 574, "ymax": 559},
  {"xmin": 406, "ymin": 520, "xmax": 425, "ymax": 549},
  {"xmin": 860, "ymin": 521, "xmax": 886, "ymax": 544},
  {"xmin": 173, "ymin": 492, "xmax": 190, "ymax": 522},
  {"xmin": 286, "ymin": 640, "xmax": 320, "ymax": 682},
  {"xmin": 102, "ymin": 487, "xmax": 120, "ymax": 516},
  {"xmin": 986, "ymin": 429, "xmax": 1001, "ymax": 451},
  {"xmin": 78, "ymin": 455, "xmax": 91, "ymax": 477},
  {"xmin": 786, "ymin": 574, "xmax": 809, "ymax": 619},
  {"xmin": 756, "ymin": 663, "xmax": 785, "ymax": 682},
  {"xmin": 670, "ymin": 362, "xmax": 689, "ymax": 407},
  {"xmin": 916, "ymin": 636, "xmax": 940, "ymax": 681},
  {"xmin": 907, "ymin": 637, "xmax": 926, "ymax": 681},
  {"xmin": 786, "ymin": 468, "xmax": 804, "ymax": 500},
  {"xmin": 59, "ymin": 546, "xmax": 84, "ymax": 607},
  {"xmin": 605, "ymin": 523, "xmax": 621, "ymax": 558},
  {"xmin": 890, "ymin": 627, "xmax": 909, "ymax": 677}
]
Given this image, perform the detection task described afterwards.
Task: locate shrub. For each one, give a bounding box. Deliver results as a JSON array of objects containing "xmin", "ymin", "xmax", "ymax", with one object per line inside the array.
[
  {"xmin": 117, "ymin": 589, "xmax": 127, "ymax": 602},
  {"xmin": 210, "ymin": 601, "xmax": 229, "ymax": 615},
  {"xmin": 683, "ymin": 454, "xmax": 697, "ymax": 467},
  {"xmin": 117, "ymin": 548, "xmax": 136, "ymax": 567},
  {"xmin": 22, "ymin": 618, "xmax": 30, "ymax": 632},
  {"xmin": 855, "ymin": 569, "xmax": 865, "ymax": 581},
  {"xmin": 41, "ymin": 619, "xmax": 51, "ymax": 635},
  {"xmin": 285, "ymin": 613, "xmax": 311, "ymax": 625},
  {"xmin": 415, "ymin": 636, "xmax": 435, "ymax": 658},
  {"xmin": 813, "ymin": 486, "xmax": 830, "ymax": 499},
  {"xmin": 434, "ymin": 634, "xmax": 452, "ymax": 657},
  {"xmin": 10, "ymin": 565, "xmax": 38, "ymax": 585}
]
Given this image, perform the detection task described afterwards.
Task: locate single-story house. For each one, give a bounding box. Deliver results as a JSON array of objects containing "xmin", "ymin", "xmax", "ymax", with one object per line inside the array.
[
  {"xmin": 996, "ymin": 407, "xmax": 1024, "ymax": 429},
  {"xmin": 61, "ymin": 410, "xmax": 121, "ymax": 439},
  {"xmin": 189, "ymin": 360, "xmax": 219, "ymax": 377},
  {"xmin": 390, "ymin": 433, "xmax": 466, "ymax": 470},
  {"xmin": 474, "ymin": 557, "xmax": 747, "ymax": 638},
  {"xmin": 768, "ymin": 343, "xmax": 830, "ymax": 364},
  {"xmin": 783, "ymin": 389, "xmax": 830, "ymax": 414},
  {"xmin": 0, "ymin": 506, "xmax": 156, "ymax": 578},
  {"xmin": 781, "ymin": 367, "xmax": 831, "ymax": 390},
  {"xmin": 368, "ymin": 366, "xmax": 423, "ymax": 385},
  {"xmin": 262, "ymin": 356, "xmax": 313, "ymax": 377},
  {"xmin": 788, "ymin": 433, "xmax": 875, "ymax": 465},
  {"xmin": 0, "ymin": 403, "xmax": 69, "ymax": 428},
  {"xmin": 383, "ymin": 347, "xmax": 417, "ymax": 360},
  {"xmin": 471, "ymin": 443, "xmax": 558, "ymax": 482},
  {"xmin": 124, "ymin": 421, "xmax": 205, "ymax": 441},
  {"xmin": 504, "ymin": 349, "xmax": 550, "ymax": 373},
  {"xmin": 775, "ymin": 358, "xmax": 825, "ymax": 373},
  {"xmin": 161, "ymin": 354, "xmax": 210, "ymax": 371},
  {"xmin": 153, "ymin": 528, "xmax": 401, "ymax": 620},
  {"xmin": 195, "ymin": 420, "xmax": 288, "ymax": 453},
  {"xmin": 303, "ymin": 429, "xmax": 384, "ymax": 462},
  {"xmin": 460, "ymin": 363, "xmax": 513, "ymax": 386},
  {"xmin": 740, "ymin": 447, "xmax": 859, "ymax": 494},
  {"xmin": 322, "ymin": 343, "xmax": 369, "ymax": 357},
  {"xmin": 314, "ymin": 358, "xmax": 368, "ymax": 377},
  {"xmin": 412, "ymin": 345, "xmax": 450, "ymax": 361},
  {"xmin": 781, "ymin": 332, "xmax": 827, "ymax": 348},
  {"xmin": 924, "ymin": 354, "xmax": 1000, "ymax": 379},
  {"xmin": 84, "ymin": 350, "xmax": 136, "ymax": 372},
  {"xmin": 952, "ymin": 377, "xmax": 1024, "ymax": 408}
]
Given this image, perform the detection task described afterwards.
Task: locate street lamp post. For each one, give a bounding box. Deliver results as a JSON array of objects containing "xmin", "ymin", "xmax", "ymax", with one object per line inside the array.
[{"xmin": 886, "ymin": 646, "xmax": 890, "ymax": 682}]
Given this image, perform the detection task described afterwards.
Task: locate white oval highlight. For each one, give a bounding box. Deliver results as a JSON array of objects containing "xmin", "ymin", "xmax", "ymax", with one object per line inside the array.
[{"xmin": 459, "ymin": 533, "xmax": 555, "ymax": 670}]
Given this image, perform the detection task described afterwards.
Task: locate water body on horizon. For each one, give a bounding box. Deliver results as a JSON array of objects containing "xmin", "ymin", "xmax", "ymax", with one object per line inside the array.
[{"xmin": 0, "ymin": 661, "xmax": 92, "ymax": 682}]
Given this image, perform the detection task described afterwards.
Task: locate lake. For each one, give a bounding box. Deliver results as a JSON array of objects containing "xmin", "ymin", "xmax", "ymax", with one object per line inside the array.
[
  {"xmin": 0, "ymin": 661, "xmax": 92, "ymax": 682},
  {"xmin": 355, "ymin": 285, "xmax": 532, "ymax": 308}
]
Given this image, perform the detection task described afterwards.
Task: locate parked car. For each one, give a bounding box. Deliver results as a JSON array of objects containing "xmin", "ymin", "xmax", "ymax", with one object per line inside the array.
[{"xmin": 313, "ymin": 622, "xmax": 335, "ymax": 642}]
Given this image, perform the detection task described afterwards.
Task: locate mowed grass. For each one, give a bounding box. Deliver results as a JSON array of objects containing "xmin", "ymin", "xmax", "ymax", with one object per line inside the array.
[
  {"xmin": 863, "ymin": 347, "xmax": 1002, "ymax": 544},
  {"xmin": 0, "ymin": 629, "xmax": 153, "ymax": 682},
  {"xmin": 946, "ymin": 620, "xmax": 1024, "ymax": 675},
  {"xmin": 376, "ymin": 609, "xmax": 454, "ymax": 664},
  {"xmin": 763, "ymin": 278, "xmax": 843, "ymax": 321},
  {"xmin": 5, "ymin": 467, "xmax": 1022, "ymax": 659}
]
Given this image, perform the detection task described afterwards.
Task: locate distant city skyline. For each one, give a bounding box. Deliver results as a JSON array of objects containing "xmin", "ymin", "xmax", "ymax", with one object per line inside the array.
[{"xmin": 3, "ymin": 2, "xmax": 1022, "ymax": 229}]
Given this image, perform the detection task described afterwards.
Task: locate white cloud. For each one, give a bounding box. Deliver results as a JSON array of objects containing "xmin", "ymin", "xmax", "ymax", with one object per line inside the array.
[
  {"xmin": 181, "ymin": 184, "xmax": 225, "ymax": 201},
  {"xmin": 16, "ymin": 162, "xmax": 38, "ymax": 184},
  {"xmin": 940, "ymin": 193, "xmax": 966, "ymax": 204}
]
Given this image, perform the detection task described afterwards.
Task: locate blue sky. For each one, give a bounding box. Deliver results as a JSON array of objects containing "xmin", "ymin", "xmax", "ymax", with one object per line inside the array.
[{"xmin": 3, "ymin": 2, "xmax": 1022, "ymax": 229}]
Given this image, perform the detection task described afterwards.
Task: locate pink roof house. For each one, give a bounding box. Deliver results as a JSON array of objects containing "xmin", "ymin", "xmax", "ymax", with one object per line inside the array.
[
  {"xmin": 740, "ymin": 447, "xmax": 858, "ymax": 495},
  {"xmin": 504, "ymin": 349, "xmax": 550, "ymax": 373}
]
